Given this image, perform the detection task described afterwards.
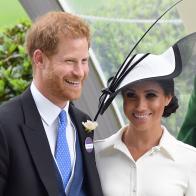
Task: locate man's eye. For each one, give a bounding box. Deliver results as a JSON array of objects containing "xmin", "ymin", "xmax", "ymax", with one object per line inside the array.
[
  {"xmin": 82, "ymin": 59, "xmax": 88, "ymax": 64},
  {"xmin": 65, "ymin": 60, "xmax": 75, "ymax": 64}
]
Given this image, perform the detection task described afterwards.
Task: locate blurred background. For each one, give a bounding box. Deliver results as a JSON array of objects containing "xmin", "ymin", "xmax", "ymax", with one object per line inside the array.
[{"xmin": 0, "ymin": 0, "xmax": 195, "ymax": 138}]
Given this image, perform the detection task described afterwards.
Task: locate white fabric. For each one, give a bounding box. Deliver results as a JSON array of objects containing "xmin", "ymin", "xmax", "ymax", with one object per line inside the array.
[
  {"xmin": 30, "ymin": 82, "xmax": 76, "ymax": 193},
  {"xmin": 117, "ymin": 47, "xmax": 175, "ymax": 91},
  {"xmin": 94, "ymin": 125, "xmax": 196, "ymax": 196}
]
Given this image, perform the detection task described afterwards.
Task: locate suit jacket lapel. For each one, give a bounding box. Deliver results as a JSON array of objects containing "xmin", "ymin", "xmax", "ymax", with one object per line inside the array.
[
  {"xmin": 68, "ymin": 103, "xmax": 92, "ymax": 160},
  {"xmin": 69, "ymin": 103, "xmax": 103, "ymax": 196},
  {"xmin": 20, "ymin": 88, "xmax": 59, "ymax": 196}
]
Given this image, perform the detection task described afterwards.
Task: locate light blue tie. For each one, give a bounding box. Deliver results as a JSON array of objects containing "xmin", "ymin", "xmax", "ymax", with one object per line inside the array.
[{"xmin": 55, "ymin": 110, "xmax": 71, "ymax": 190}]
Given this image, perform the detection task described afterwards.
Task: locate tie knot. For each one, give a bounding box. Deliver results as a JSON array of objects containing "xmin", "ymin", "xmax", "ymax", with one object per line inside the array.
[{"xmin": 59, "ymin": 110, "xmax": 67, "ymax": 124}]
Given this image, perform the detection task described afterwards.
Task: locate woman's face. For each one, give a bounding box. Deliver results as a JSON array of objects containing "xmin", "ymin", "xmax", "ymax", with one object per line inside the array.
[{"xmin": 123, "ymin": 80, "xmax": 172, "ymax": 132}]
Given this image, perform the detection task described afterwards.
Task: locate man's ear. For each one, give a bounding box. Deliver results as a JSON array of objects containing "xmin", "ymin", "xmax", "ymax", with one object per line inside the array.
[{"xmin": 32, "ymin": 49, "xmax": 45, "ymax": 68}]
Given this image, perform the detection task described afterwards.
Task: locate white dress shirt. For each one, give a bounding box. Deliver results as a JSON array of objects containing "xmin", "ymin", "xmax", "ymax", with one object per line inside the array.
[
  {"xmin": 94, "ymin": 125, "xmax": 196, "ymax": 196},
  {"xmin": 30, "ymin": 82, "xmax": 76, "ymax": 193}
]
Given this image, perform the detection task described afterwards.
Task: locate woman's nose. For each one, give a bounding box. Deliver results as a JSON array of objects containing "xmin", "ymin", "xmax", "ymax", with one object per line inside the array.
[{"xmin": 135, "ymin": 97, "xmax": 147, "ymax": 110}]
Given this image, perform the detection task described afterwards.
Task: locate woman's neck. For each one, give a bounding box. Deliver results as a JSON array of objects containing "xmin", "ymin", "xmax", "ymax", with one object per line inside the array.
[{"xmin": 122, "ymin": 124, "xmax": 163, "ymax": 161}]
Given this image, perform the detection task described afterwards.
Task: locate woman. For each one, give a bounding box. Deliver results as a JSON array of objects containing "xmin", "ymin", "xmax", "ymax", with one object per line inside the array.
[{"xmin": 94, "ymin": 33, "xmax": 196, "ymax": 196}]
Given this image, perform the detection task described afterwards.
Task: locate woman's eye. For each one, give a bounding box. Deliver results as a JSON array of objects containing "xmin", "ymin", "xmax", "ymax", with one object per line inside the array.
[
  {"xmin": 146, "ymin": 93, "xmax": 157, "ymax": 98},
  {"xmin": 125, "ymin": 92, "xmax": 136, "ymax": 98}
]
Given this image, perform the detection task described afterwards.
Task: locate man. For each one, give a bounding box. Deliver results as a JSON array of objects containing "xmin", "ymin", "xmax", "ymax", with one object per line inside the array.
[
  {"xmin": 0, "ymin": 11, "xmax": 103, "ymax": 196},
  {"xmin": 178, "ymin": 76, "xmax": 196, "ymax": 147}
]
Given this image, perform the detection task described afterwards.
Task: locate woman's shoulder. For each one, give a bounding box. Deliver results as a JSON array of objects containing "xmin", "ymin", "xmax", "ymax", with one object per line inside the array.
[
  {"xmin": 171, "ymin": 135, "xmax": 196, "ymax": 167},
  {"xmin": 162, "ymin": 126, "xmax": 196, "ymax": 162},
  {"xmin": 94, "ymin": 126, "xmax": 126, "ymax": 153},
  {"xmin": 176, "ymin": 139, "xmax": 196, "ymax": 155}
]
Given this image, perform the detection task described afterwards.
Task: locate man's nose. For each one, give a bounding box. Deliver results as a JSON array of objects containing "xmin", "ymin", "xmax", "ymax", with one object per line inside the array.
[{"xmin": 73, "ymin": 63, "xmax": 84, "ymax": 77}]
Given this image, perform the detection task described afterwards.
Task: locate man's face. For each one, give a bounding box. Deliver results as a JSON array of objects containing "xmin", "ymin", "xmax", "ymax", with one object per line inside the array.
[{"xmin": 35, "ymin": 35, "xmax": 89, "ymax": 107}]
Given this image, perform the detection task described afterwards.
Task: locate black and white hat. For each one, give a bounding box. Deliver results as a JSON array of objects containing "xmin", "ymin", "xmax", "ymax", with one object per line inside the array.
[{"xmin": 115, "ymin": 32, "xmax": 196, "ymax": 92}]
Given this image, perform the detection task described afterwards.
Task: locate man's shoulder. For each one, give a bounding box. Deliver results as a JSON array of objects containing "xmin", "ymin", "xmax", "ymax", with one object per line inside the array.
[
  {"xmin": 0, "ymin": 95, "xmax": 21, "ymax": 113},
  {"xmin": 0, "ymin": 97, "xmax": 22, "ymax": 134},
  {"xmin": 0, "ymin": 90, "xmax": 29, "ymax": 122},
  {"xmin": 69, "ymin": 102, "xmax": 90, "ymax": 119},
  {"xmin": 0, "ymin": 87, "xmax": 32, "ymax": 110}
]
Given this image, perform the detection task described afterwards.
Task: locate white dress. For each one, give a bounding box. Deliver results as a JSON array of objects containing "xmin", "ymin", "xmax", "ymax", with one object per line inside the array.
[{"xmin": 94, "ymin": 125, "xmax": 196, "ymax": 196}]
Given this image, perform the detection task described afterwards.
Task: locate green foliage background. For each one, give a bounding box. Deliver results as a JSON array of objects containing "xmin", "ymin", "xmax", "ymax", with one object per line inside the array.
[
  {"xmin": 0, "ymin": 22, "xmax": 32, "ymax": 103},
  {"xmin": 0, "ymin": 0, "xmax": 29, "ymax": 30}
]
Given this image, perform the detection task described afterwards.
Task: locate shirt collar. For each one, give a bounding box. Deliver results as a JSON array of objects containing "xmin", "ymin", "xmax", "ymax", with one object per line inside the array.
[
  {"xmin": 95, "ymin": 125, "xmax": 131, "ymax": 159},
  {"xmin": 158, "ymin": 125, "xmax": 177, "ymax": 161},
  {"xmin": 113, "ymin": 126, "xmax": 131, "ymax": 158},
  {"xmin": 30, "ymin": 82, "xmax": 70, "ymax": 126},
  {"xmin": 96, "ymin": 125, "xmax": 178, "ymax": 161}
]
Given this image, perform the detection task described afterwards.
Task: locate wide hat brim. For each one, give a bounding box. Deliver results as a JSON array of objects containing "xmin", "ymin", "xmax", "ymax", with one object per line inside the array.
[{"xmin": 116, "ymin": 46, "xmax": 181, "ymax": 92}]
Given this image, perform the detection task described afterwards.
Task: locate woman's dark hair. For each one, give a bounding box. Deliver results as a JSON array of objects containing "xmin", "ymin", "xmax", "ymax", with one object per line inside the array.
[{"xmin": 155, "ymin": 78, "xmax": 179, "ymax": 117}]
